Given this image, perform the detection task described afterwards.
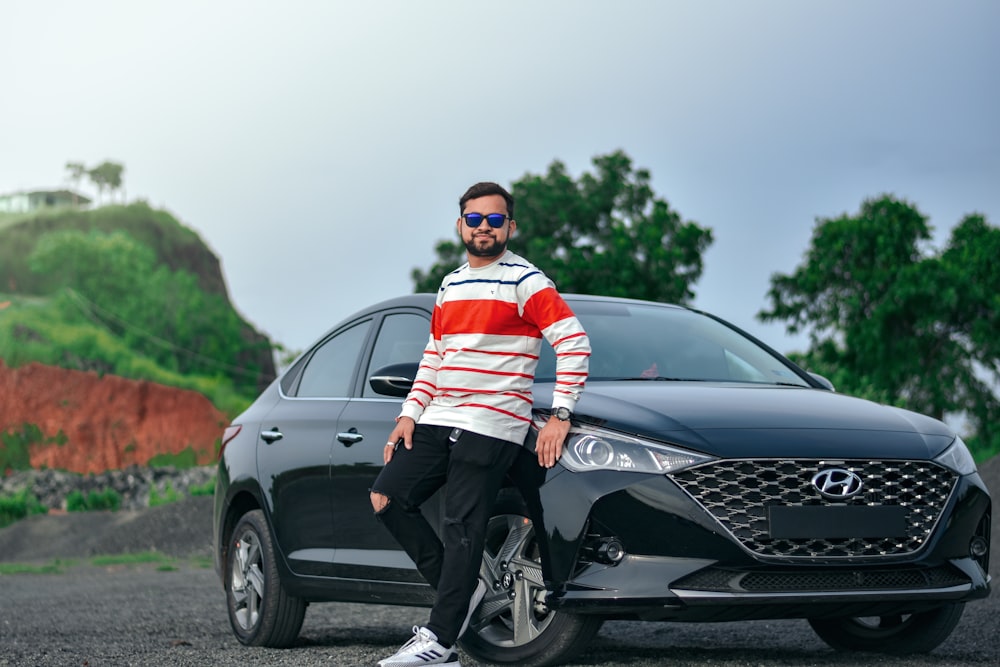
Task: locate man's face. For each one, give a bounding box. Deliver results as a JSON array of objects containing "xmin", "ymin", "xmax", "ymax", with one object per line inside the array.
[{"xmin": 457, "ymin": 194, "xmax": 516, "ymax": 260}]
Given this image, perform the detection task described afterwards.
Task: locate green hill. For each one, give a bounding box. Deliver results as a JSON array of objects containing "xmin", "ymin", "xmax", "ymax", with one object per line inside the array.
[{"xmin": 0, "ymin": 202, "xmax": 275, "ymax": 415}]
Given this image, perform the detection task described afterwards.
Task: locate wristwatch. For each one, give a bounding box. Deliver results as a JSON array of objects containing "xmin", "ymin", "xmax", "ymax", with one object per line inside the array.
[{"xmin": 553, "ymin": 407, "xmax": 573, "ymax": 422}]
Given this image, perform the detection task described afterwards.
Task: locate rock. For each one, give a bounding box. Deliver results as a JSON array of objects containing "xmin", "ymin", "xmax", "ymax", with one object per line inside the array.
[
  {"xmin": 0, "ymin": 464, "xmax": 217, "ymax": 511},
  {"xmin": 0, "ymin": 360, "xmax": 227, "ymax": 474}
]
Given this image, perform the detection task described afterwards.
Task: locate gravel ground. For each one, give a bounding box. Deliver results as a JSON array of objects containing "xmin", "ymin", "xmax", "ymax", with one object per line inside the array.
[
  {"xmin": 1, "ymin": 560, "xmax": 998, "ymax": 667},
  {"xmin": 0, "ymin": 495, "xmax": 215, "ymax": 564},
  {"xmin": 0, "ymin": 456, "xmax": 997, "ymax": 666}
]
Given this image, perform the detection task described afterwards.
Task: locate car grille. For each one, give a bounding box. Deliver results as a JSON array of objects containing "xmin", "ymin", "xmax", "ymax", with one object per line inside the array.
[
  {"xmin": 669, "ymin": 459, "xmax": 957, "ymax": 560},
  {"xmin": 674, "ymin": 565, "xmax": 970, "ymax": 592}
]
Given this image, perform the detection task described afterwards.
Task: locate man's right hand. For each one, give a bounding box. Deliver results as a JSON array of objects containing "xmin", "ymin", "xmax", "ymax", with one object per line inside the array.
[{"xmin": 384, "ymin": 416, "xmax": 416, "ymax": 463}]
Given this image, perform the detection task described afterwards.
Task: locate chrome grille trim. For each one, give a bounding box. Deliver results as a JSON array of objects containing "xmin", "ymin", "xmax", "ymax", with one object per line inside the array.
[{"xmin": 669, "ymin": 458, "xmax": 958, "ymax": 560}]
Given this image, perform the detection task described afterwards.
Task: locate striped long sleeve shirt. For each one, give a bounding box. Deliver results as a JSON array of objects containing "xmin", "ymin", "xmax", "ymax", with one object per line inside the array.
[{"xmin": 398, "ymin": 250, "xmax": 590, "ymax": 445}]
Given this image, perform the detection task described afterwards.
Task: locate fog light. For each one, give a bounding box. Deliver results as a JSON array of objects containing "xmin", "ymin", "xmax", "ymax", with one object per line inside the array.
[
  {"xmin": 596, "ymin": 538, "xmax": 625, "ymax": 564},
  {"xmin": 970, "ymin": 536, "xmax": 989, "ymax": 558}
]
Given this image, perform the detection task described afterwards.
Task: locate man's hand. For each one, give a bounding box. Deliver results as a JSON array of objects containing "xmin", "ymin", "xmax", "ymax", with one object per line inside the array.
[
  {"xmin": 384, "ymin": 416, "xmax": 416, "ymax": 464},
  {"xmin": 536, "ymin": 416, "xmax": 570, "ymax": 468}
]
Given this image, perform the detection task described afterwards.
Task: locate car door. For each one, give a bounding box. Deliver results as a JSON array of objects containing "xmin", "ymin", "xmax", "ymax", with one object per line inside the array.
[
  {"xmin": 256, "ymin": 317, "xmax": 373, "ymax": 577},
  {"xmin": 329, "ymin": 308, "xmax": 433, "ymax": 582}
]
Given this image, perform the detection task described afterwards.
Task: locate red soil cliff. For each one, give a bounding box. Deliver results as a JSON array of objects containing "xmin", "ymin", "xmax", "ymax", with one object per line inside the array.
[{"xmin": 0, "ymin": 361, "xmax": 227, "ymax": 474}]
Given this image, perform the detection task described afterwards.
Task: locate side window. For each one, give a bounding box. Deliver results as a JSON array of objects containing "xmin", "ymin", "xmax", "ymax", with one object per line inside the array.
[
  {"xmin": 362, "ymin": 313, "xmax": 430, "ymax": 398},
  {"xmin": 296, "ymin": 320, "xmax": 372, "ymax": 398}
]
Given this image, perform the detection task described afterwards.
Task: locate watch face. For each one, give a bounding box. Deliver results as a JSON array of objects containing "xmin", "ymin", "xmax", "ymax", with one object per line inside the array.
[{"xmin": 555, "ymin": 407, "xmax": 572, "ymax": 421}]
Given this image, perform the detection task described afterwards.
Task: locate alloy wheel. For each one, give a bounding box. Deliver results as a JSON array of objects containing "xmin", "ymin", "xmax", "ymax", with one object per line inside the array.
[{"xmin": 230, "ymin": 529, "xmax": 266, "ymax": 631}]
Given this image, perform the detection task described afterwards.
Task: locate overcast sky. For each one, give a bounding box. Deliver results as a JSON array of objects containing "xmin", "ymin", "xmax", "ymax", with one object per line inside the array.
[{"xmin": 2, "ymin": 0, "xmax": 997, "ymax": 356}]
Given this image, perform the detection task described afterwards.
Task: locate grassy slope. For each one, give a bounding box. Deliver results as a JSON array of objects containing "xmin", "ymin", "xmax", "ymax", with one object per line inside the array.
[{"xmin": 0, "ymin": 203, "xmax": 262, "ymax": 417}]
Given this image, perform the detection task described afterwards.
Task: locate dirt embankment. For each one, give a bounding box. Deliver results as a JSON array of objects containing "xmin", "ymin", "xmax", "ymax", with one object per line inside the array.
[{"xmin": 0, "ymin": 361, "xmax": 227, "ymax": 474}]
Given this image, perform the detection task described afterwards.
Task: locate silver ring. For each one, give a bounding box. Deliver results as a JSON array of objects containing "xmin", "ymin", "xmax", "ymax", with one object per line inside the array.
[{"xmin": 385, "ymin": 442, "xmax": 395, "ymax": 447}]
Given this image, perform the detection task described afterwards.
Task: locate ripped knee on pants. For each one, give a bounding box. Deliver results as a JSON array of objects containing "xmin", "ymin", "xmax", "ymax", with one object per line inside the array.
[
  {"xmin": 370, "ymin": 491, "xmax": 391, "ymax": 514},
  {"xmin": 444, "ymin": 516, "xmax": 472, "ymax": 549}
]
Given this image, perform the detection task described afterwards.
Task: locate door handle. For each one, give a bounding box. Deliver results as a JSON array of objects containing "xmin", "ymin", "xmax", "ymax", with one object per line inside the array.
[
  {"xmin": 261, "ymin": 428, "xmax": 283, "ymax": 444},
  {"xmin": 337, "ymin": 428, "xmax": 364, "ymax": 447}
]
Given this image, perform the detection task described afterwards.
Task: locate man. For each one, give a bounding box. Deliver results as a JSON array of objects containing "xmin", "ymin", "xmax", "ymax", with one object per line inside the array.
[{"xmin": 370, "ymin": 182, "xmax": 590, "ymax": 667}]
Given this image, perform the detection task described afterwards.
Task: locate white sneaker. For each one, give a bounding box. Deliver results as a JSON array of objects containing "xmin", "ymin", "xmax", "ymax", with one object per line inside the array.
[
  {"xmin": 377, "ymin": 626, "xmax": 460, "ymax": 667},
  {"xmin": 458, "ymin": 578, "xmax": 488, "ymax": 638}
]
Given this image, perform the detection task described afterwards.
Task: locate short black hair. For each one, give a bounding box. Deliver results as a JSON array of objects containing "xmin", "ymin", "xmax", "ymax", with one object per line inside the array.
[{"xmin": 459, "ymin": 182, "xmax": 515, "ymax": 218}]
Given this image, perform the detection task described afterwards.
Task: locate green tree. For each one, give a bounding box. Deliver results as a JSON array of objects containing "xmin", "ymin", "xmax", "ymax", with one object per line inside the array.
[
  {"xmin": 28, "ymin": 229, "xmax": 157, "ymax": 305},
  {"xmin": 412, "ymin": 150, "xmax": 714, "ymax": 304},
  {"xmin": 758, "ymin": 195, "xmax": 1000, "ymax": 457},
  {"xmin": 87, "ymin": 160, "xmax": 125, "ymax": 203},
  {"xmin": 64, "ymin": 161, "xmax": 87, "ymax": 203},
  {"xmin": 27, "ymin": 229, "xmax": 258, "ymax": 385}
]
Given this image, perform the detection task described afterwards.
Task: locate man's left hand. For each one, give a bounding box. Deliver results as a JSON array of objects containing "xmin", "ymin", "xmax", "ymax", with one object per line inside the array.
[{"xmin": 536, "ymin": 416, "xmax": 570, "ymax": 468}]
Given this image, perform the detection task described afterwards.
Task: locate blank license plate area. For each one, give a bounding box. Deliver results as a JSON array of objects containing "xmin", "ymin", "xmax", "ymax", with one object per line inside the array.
[{"xmin": 768, "ymin": 505, "xmax": 907, "ymax": 539}]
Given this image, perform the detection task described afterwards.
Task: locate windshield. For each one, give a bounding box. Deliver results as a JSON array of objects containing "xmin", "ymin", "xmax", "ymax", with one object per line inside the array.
[{"xmin": 535, "ymin": 299, "xmax": 809, "ymax": 387}]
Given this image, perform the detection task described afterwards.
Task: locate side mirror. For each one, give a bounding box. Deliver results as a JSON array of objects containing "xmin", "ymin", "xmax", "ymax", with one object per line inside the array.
[
  {"xmin": 808, "ymin": 372, "xmax": 835, "ymax": 392},
  {"xmin": 368, "ymin": 362, "xmax": 418, "ymax": 397}
]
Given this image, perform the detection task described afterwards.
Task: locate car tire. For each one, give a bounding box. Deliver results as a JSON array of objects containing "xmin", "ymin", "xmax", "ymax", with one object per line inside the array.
[
  {"xmin": 808, "ymin": 603, "xmax": 965, "ymax": 654},
  {"xmin": 225, "ymin": 509, "xmax": 306, "ymax": 647},
  {"xmin": 460, "ymin": 495, "xmax": 603, "ymax": 667}
]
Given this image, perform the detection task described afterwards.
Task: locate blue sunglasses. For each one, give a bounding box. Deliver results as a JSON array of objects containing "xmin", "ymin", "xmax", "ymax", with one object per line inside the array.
[{"xmin": 462, "ymin": 213, "xmax": 509, "ymax": 228}]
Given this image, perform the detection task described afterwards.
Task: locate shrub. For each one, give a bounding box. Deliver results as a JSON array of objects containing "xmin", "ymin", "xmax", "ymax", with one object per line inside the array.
[
  {"xmin": 189, "ymin": 477, "xmax": 216, "ymax": 497},
  {"xmin": 66, "ymin": 488, "xmax": 121, "ymax": 512},
  {"xmin": 149, "ymin": 481, "xmax": 182, "ymax": 507},
  {"xmin": 148, "ymin": 446, "xmax": 201, "ymax": 469},
  {"xmin": 0, "ymin": 423, "xmax": 41, "ymax": 471},
  {"xmin": 0, "ymin": 489, "xmax": 46, "ymax": 528},
  {"xmin": 1, "ymin": 423, "xmax": 70, "ymax": 472}
]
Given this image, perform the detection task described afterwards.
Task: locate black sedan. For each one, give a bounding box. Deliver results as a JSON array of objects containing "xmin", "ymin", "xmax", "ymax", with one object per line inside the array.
[{"xmin": 213, "ymin": 294, "xmax": 991, "ymax": 666}]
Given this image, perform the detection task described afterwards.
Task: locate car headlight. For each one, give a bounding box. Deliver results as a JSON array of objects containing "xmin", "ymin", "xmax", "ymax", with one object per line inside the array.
[
  {"xmin": 548, "ymin": 423, "xmax": 713, "ymax": 474},
  {"xmin": 933, "ymin": 436, "xmax": 977, "ymax": 475}
]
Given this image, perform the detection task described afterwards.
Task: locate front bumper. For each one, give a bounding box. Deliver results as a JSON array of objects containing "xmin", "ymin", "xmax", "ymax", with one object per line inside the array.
[
  {"xmin": 528, "ymin": 461, "xmax": 991, "ymax": 622},
  {"xmin": 548, "ymin": 553, "xmax": 989, "ymax": 621}
]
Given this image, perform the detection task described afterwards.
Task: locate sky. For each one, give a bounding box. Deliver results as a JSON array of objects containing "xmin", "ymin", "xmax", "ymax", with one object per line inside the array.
[{"xmin": 2, "ymin": 0, "xmax": 998, "ymax": 357}]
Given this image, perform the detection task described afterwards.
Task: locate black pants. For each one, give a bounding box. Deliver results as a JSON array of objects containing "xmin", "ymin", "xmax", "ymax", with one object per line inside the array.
[{"xmin": 371, "ymin": 424, "xmax": 520, "ymax": 647}]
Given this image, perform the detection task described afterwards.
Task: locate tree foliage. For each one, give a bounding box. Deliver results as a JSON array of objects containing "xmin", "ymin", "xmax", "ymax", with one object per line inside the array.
[
  {"xmin": 759, "ymin": 195, "xmax": 1000, "ymax": 457},
  {"xmin": 64, "ymin": 161, "xmax": 86, "ymax": 191},
  {"xmin": 87, "ymin": 160, "xmax": 125, "ymax": 203},
  {"xmin": 0, "ymin": 293, "xmax": 251, "ymax": 416},
  {"xmin": 412, "ymin": 150, "xmax": 714, "ymax": 304},
  {"xmin": 62, "ymin": 159, "xmax": 125, "ymax": 202},
  {"xmin": 27, "ymin": 229, "xmax": 258, "ymax": 388},
  {"xmin": 65, "ymin": 161, "xmax": 87, "ymax": 182},
  {"xmin": 0, "ymin": 202, "xmax": 274, "ymax": 400}
]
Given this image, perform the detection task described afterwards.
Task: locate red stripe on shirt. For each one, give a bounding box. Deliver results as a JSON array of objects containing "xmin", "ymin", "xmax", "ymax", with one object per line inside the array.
[
  {"xmin": 440, "ymin": 365, "xmax": 535, "ymax": 379},
  {"xmin": 408, "ymin": 387, "xmax": 434, "ymax": 402},
  {"xmin": 439, "ymin": 388, "xmax": 534, "ymax": 403},
  {"xmin": 552, "ymin": 331, "xmax": 589, "ymax": 347},
  {"xmin": 455, "ymin": 402, "xmax": 534, "ymax": 423},
  {"xmin": 438, "ymin": 299, "xmax": 543, "ymax": 338},
  {"xmin": 444, "ymin": 347, "xmax": 539, "ymax": 360},
  {"xmin": 521, "ymin": 287, "xmax": 577, "ymax": 331}
]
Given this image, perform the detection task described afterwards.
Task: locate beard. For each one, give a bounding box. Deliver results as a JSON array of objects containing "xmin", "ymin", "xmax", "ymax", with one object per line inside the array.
[{"xmin": 464, "ymin": 234, "xmax": 508, "ymax": 259}]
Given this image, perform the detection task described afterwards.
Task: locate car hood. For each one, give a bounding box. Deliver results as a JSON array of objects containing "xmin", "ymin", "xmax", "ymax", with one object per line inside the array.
[{"xmin": 549, "ymin": 382, "xmax": 956, "ymax": 460}]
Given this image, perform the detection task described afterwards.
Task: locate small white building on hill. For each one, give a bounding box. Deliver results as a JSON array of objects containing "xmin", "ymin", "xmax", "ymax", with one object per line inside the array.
[{"xmin": 0, "ymin": 189, "xmax": 91, "ymax": 214}]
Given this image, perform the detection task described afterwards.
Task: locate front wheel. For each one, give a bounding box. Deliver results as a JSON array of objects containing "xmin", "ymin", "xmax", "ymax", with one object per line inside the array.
[
  {"xmin": 808, "ymin": 603, "xmax": 964, "ymax": 654},
  {"xmin": 225, "ymin": 509, "xmax": 306, "ymax": 647},
  {"xmin": 460, "ymin": 496, "xmax": 603, "ymax": 667}
]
